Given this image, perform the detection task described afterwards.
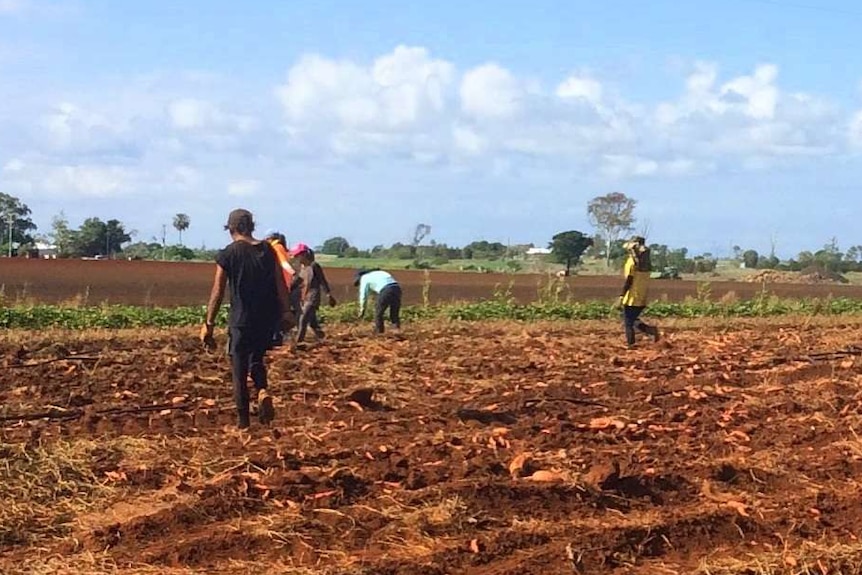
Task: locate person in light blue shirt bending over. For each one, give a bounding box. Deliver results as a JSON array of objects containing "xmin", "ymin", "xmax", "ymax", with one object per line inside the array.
[{"xmin": 354, "ymin": 269, "xmax": 402, "ymax": 334}]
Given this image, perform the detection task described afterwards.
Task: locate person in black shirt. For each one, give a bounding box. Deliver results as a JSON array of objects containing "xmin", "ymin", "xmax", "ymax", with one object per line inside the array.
[{"xmin": 201, "ymin": 209, "xmax": 292, "ymax": 428}]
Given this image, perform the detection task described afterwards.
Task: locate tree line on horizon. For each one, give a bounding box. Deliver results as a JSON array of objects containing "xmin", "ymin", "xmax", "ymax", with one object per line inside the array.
[{"xmin": 2, "ymin": 191, "xmax": 862, "ymax": 275}]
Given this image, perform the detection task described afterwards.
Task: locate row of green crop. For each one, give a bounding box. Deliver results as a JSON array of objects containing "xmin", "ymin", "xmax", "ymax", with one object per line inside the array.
[{"xmin": 2, "ymin": 295, "xmax": 862, "ymax": 330}]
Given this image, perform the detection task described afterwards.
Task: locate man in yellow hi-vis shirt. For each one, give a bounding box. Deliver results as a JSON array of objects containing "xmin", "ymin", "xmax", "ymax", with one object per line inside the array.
[{"xmin": 619, "ymin": 236, "xmax": 660, "ymax": 347}]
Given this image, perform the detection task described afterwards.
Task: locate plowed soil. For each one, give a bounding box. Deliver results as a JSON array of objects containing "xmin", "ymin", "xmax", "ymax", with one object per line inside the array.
[
  {"xmin": 3, "ymin": 318, "xmax": 862, "ymax": 574},
  {"xmin": 3, "ymin": 258, "xmax": 862, "ymax": 305}
]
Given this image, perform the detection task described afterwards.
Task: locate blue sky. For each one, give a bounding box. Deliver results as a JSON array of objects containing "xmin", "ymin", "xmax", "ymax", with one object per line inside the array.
[{"xmin": 2, "ymin": 0, "xmax": 862, "ymax": 257}]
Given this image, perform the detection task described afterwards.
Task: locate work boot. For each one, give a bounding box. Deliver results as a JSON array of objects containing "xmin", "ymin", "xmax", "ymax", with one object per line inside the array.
[{"xmin": 258, "ymin": 389, "xmax": 275, "ymax": 425}]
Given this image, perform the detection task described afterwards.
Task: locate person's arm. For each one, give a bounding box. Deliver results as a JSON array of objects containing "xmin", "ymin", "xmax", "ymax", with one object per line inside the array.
[
  {"xmin": 620, "ymin": 276, "xmax": 633, "ymax": 298},
  {"xmin": 315, "ymin": 263, "xmax": 331, "ymax": 294},
  {"xmin": 316, "ymin": 263, "xmax": 337, "ymax": 306},
  {"xmin": 278, "ymin": 248, "xmax": 295, "ymax": 294},
  {"xmin": 300, "ymin": 266, "xmax": 310, "ymax": 302},
  {"xmin": 619, "ymin": 259, "xmax": 634, "ymax": 302},
  {"xmin": 202, "ymin": 264, "xmax": 227, "ymax": 348},
  {"xmin": 357, "ymin": 276, "xmax": 369, "ymax": 317},
  {"xmin": 274, "ymin": 262, "xmax": 294, "ymax": 327}
]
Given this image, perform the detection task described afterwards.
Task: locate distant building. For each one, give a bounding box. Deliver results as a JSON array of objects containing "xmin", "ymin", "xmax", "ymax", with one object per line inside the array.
[
  {"xmin": 526, "ymin": 247, "xmax": 551, "ymax": 256},
  {"xmin": 35, "ymin": 242, "xmax": 58, "ymax": 259}
]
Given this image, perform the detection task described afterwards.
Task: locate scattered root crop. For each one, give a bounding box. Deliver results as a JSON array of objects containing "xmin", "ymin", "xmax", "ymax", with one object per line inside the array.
[{"xmin": 4, "ymin": 318, "xmax": 862, "ymax": 573}]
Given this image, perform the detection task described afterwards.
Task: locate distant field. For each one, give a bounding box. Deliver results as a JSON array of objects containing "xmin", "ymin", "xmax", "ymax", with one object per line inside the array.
[
  {"xmin": 3, "ymin": 258, "xmax": 862, "ymax": 307},
  {"xmin": 315, "ymin": 255, "xmax": 556, "ymax": 274}
]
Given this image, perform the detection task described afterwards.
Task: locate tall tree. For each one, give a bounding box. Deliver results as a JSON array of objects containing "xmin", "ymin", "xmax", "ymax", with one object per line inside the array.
[
  {"xmin": 106, "ymin": 219, "xmax": 132, "ymax": 256},
  {"xmin": 320, "ymin": 236, "xmax": 351, "ymax": 256},
  {"xmin": 0, "ymin": 193, "xmax": 37, "ymax": 255},
  {"xmin": 71, "ymin": 217, "xmax": 132, "ymax": 257},
  {"xmin": 72, "ymin": 218, "xmax": 106, "ymax": 257},
  {"xmin": 587, "ymin": 192, "xmax": 637, "ymax": 268},
  {"xmin": 173, "ymin": 213, "xmax": 191, "ymax": 245},
  {"xmin": 413, "ymin": 223, "xmax": 431, "ymax": 246},
  {"xmin": 50, "ymin": 211, "xmax": 76, "ymax": 257},
  {"xmin": 549, "ymin": 230, "xmax": 594, "ymax": 275},
  {"xmin": 411, "ymin": 223, "xmax": 432, "ymax": 258}
]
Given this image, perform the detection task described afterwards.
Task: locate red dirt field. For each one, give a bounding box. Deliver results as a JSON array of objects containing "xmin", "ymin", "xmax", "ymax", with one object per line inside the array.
[
  {"xmin": 3, "ymin": 318, "xmax": 862, "ymax": 573},
  {"xmin": 2, "ymin": 258, "xmax": 862, "ymax": 306}
]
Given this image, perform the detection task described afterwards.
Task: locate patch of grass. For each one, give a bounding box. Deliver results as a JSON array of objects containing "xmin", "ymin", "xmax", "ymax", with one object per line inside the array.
[
  {"xmin": 364, "ymin": 495, "xmax": 469, "ymax": 562},
  {"xmin": 0, "ymin": 438, "xmax": 121, "ymax": 546},
  {"xmin": 317, "ymin": 255, "xmax": 542, "ymax": 273},
  {"xmin": 696, "ymin": 540, "xmax": 862, "ymax": 574},
  {"xmin": 4, "ymin": 293, "xmax": 862, "ymax": 330}
]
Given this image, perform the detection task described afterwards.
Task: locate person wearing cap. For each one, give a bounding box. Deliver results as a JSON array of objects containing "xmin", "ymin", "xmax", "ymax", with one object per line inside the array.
[
  {"xmin": 201, "ymin": 209, "xmax": 293, "ymax": 428},
  {"xmin": 289, "ymin": 243, "xmax": 336, "ymax": 343},
  {"xmin": 354, "ymin": 269, "xmax": 402, "ymax": 334},
  {"xmin": 619, "ymin": 235, "xmax": 660, "ymax": 347},
  {"xmin": 264, "ymin": 230, "xmax": 299, "ymax": 347}
]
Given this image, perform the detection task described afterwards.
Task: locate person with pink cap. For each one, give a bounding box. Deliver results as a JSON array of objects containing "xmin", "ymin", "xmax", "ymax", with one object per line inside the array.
[{"xmin": 289, "ymin": 243, "xmax": 336, "ymax": 343}]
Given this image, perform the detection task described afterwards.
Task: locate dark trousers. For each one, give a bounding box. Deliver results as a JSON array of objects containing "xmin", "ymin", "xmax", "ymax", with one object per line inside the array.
[
  {"xmin": 375, "ymin": 284, "xmax": 402, "ymax": 333},
  {"xmin": 272, "ymin": 289, "xmax": 303, "ymax": 347},
  {"xmin": 297, "ymin": 301, "xmax": 324, "ymax": 342},
  {"xmin": 622, "ymin": 306, "xmax": 656, "ymax": 346},
  {"xmin": 229, "ymin": 327, "xmax": 269, "ymax": 425}
]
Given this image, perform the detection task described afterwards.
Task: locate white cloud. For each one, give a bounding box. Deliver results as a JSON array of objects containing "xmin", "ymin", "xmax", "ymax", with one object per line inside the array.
[
  {"xmin": 0, "ymin": 0, "xmax": 26, "ymax": 14},
  {"xmin": 724, "ymin": 64, "xmax": 779, "ymax": 120},
  {"xmin": 40, "ymin": 102, "xmax": 118, "ymax": 150},
  {"xmin": 60, "ymin": 166, "xmax": 130, "ymax": 196},
  {"xmin": 168, "ymin": 98, "xmax": 255, "ymax": 132},
  {"xmin": 3, "ymin": 158, "xmax": 24, "ymax": 172},
  {"xmin": 655, "ymin": 62, "xmax": 779, "ymax": 123},
  {"xmin": 269, "ymin": 48, "xmax": 845, "ymax": 179},
  {"xmin": 601, "ymin": 155, "xmax": 658, "ymax": 179},
  {"xmin": 3, "ymin": 46, "xmax": 860, "ymax": 208},
  {"xmin": 459, "ymin": 63, "xmax": 522, "ymax": 119},
  {"xmin": 556, "ymin": 75, "xmax": 603, "ymax": 104},
  {"xmin": 646, "ymin": 62, "xmax": 835, "ymax": 169},
  {"xmin": 276, "ymin": 45, "xmax": 454, "ymax": 132},
  {"xmin": 26, "ymin": 165, "xmax": 133, "ymax": 197},
  {"xmin": 169, "ymin": 165, "xmax": 200, "ymax": 189},
  {"xmin": 168, "ymin": 99, "xmax": 217, "ymax": 130},
  {"xmin": 227, "ymin": 179, "xmax": 260, "ymax": 197},
  {"xmin": 600, "ymin": 155, "xmax": 709, "ymax": 180},
  {"xmin": 452, "ymin": 125, "xmax": 485, "ymax": 155},
  {"xmin": 849, "ymin": 110, "xmax": 862, "ymax": 148}
]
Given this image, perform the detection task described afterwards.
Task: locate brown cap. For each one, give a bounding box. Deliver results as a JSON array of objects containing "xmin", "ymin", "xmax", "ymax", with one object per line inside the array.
[{"xmin": 224, "ymin": 208, "xmax": 254, "ymax": 232}]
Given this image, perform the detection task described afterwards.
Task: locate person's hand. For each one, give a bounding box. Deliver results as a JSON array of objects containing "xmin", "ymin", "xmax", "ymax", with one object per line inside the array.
[
  {"xmin": 328, "ymin": 294, "xmax": 337, "ymax": 307},
  {"xmin": 612, "ymin": 296, "xmax": 624, "ymax": 310},
  {"xmin": 200, "ymin": 323, "xmax": 216, "ymax": 351}
]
